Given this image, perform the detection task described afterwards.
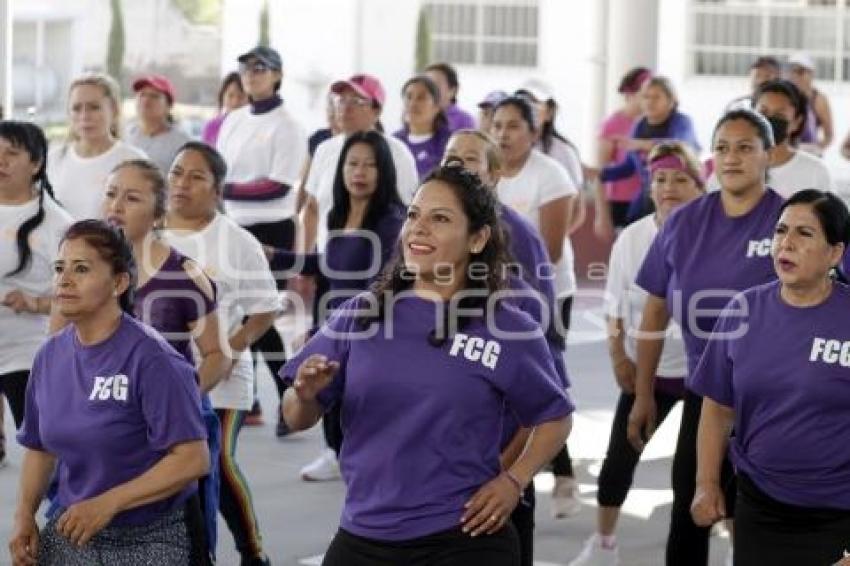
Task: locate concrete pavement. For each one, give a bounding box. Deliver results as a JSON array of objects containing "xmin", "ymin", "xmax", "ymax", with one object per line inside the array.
[{"xmin": 0, "ymin": 306, "xmax": 730, "ymax": 565}]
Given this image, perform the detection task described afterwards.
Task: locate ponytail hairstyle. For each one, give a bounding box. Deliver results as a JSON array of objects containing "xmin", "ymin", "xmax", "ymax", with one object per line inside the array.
[
  {"xmin": 360, "ymin": 164, "xmax": 510, "ymax": 345},
  {"xmin": 61, "ymin": 219, "xmax": 137, "ymax": 315},
  {"xmin": 0, "ymin": 121, "xmax": 55, "ymax": 277}
]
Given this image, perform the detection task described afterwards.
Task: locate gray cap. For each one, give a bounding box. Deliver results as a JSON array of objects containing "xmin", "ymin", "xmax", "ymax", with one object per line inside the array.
[{"xmin": 237, "ymin": 46, "xmax": 282, "ymax": 71}]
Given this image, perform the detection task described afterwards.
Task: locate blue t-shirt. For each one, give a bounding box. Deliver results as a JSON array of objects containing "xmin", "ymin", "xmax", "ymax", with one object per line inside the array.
[
  {"xmin": 636, "ymin": 189, "xmax": 784, "ymax": 381},
  {"xmin": 691, "ymin": 281, "xmax": 850, "ymax": 509},
  {"xmin": 280, "ymin": 294, "xmax": 573, "ymax": 541},
  {"xmin": 18, "ymin": 314, "xmax": 207, "ymax": 526}
]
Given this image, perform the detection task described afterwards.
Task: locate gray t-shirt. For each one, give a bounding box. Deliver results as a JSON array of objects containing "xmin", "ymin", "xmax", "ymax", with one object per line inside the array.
[{"xmin": 125, "ymin": 121, "xmax": 191, "ymax": 175}]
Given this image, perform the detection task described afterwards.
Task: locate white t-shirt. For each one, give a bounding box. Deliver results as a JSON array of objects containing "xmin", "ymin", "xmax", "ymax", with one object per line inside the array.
[
  {"xmin": 164, "ymin": 213, "xmax": 281, "ymax": 410},
  {"xmin": 707, "ymin": 150, "xmax": 833, "ymax": 198},
  {"xmin": 496, "ymin": 149, "xmax": 579, "ymax": 296},
  {"xmin": 538, "ymin": 137, "xmax": 584, "ymax": 189},
  {"xmin": 48, "ymin": 141, "xmax": 147, "ymax": 220},
  {"xmin": 306, "ymin": 132, "xmax": 418, "ymax": 251},
  {"xmin": 216, "ymin": 104, "xmax": 307, "ymax": 226},
  {"xmin": 604, "ymin": 215, "xmax": 686, "ymax": 378},
  {"xmin": 0, "ymin": 195, "xmax": 73, "ymax": 374}
]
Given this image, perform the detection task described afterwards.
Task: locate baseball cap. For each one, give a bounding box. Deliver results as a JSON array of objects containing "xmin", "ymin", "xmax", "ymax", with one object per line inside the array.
[
  {"xmin": 516, "ymin": 78, "xmax": 554, "ymax": 103},
  {"xmin": 478, "ymin": 90, "xmax": 508, "ymax": 108},
  {"xmin": 132, "ymin": 74, "xmax": 176, "ymax": 104},
  {"xmin": 330, "ymin": 74, "xmax": 386, "ymax": 107},
  {"xmin": 788, "ymin": 52, "xmax": 815, "ymax": 72},
  {"xmin": 237, "ymin": 46, "xmax": 283, "ymax": 71}
]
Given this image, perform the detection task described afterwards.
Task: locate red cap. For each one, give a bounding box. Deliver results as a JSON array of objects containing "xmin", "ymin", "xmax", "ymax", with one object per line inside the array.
[
  {"xmin": 132, "ymin": 74, "xmax": 176, "ymax": 105},
  {"xmin": 330, "ymin": 74, "xmax": 385, "ymax": 107}
]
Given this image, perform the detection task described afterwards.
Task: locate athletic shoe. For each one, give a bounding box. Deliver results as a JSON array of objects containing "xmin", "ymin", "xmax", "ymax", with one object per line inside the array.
[
  {"xmin": 551, "ymin": 475, "xmax": 582, "ymax": 518},
  {"xmin": 240, "ymin": 554, "xmax": 271, "ymax": 566},
  {"xmin": 568, "ymin": 534, "xmax": 620, "ymax": 566},
  {"xmin": 300, "ymin": 449, "xmax": 341, "ymax": 482},
  {"xmin": 244, "ymin": 400, "xmax": 264, "ymax": 427}
]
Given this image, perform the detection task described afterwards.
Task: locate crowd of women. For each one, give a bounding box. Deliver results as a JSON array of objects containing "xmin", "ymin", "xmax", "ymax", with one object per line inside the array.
[{"xmin": 1, "ymin": 44, "xmax": 849, "ymax": 566}]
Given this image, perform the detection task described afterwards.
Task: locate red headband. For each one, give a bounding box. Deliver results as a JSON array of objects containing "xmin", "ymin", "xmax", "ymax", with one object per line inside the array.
[{"xmin": 648, "ymin": 154, "xmax": 702, "ymax": 184}]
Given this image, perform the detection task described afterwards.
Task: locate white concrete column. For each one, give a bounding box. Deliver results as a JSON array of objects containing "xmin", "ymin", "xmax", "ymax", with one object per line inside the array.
[
  {"xmin": 604, "ymin": 0, "xmax": 660, "ymax": 112},
  {"xmin": 1, "ymin": 0, "xmax": 11, "ymax": 118}
]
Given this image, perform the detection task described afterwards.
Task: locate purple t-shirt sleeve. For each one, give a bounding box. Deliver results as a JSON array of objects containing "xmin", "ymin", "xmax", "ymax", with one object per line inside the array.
[
  {"xmin": 139, "ymin": 354, "xmax": 207, "ymax": 451},
  {"xmin": 495, "ymin": 325, "xmax": 574, "ymax": 427},
  {"xmin": 689, "ymin": 304, "xmax": 740, "ymax": 407},
  {"xmin": 279, "ymin": 298, "xmax": 361, "ymax": 409},
  {"xmin": 635, "ymin": 224, "xmax": 672, "ymax": 298}
]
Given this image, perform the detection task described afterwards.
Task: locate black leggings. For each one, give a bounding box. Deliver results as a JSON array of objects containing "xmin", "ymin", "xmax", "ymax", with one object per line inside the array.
[
  {"xmin": 735, "ymin": 473, "xmax": 850, "ymax": 566},
  {"xmin": 666, "ymin": 390, "xmax": 736, "ymax": 566},
  {"xmin": 322, "ymin": 525, "xmax": 520, "ymax": 566},
  {"xmin": 597, "ymin": 388, "xmax": 681, "ymax": 507},
  {"xmin": 551, "ymin": 296, "xmax": 573, "ymax": 477},
  {"xmin": 0, "ymin": 370, "xmax": 29, "ymax": 428},
  {"xmin": 509, "ymin": 485, "xmax": 536, "ymax": 566},
  {"xmin": 245, "ymin": 218, "xmax": 295, "ymax": 400}
]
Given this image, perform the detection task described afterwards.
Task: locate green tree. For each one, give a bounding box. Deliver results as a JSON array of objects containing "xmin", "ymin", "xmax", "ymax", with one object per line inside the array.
[
  {"xmin": 171, "ymin": 0, "xmax": 221, "ymax": 25},
  {"xmin": 414, "ymin": 6, "xmax": 432, "ymax": 72},
  {"xmin": 259, "ymin": 0, "xmax": 270, "ymax": 47},
  {"xmin": 106, "ymin": 0, "xmax": 125, "ymax": 82}
]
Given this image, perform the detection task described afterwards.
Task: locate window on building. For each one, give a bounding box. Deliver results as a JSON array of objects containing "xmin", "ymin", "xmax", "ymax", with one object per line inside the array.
[
  {"xmin": 424, "ymin": 0, "xmax": 539, "ymax": 67},
  {"xmin": 690, "ymin": 0, "xmax": 850, "ymax": 79}
]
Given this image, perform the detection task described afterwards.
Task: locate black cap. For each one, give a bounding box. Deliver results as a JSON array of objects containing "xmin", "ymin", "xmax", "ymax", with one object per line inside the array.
[{"xmin": 237, "ymin": 46, "xmax": 282, "ymax": 71}]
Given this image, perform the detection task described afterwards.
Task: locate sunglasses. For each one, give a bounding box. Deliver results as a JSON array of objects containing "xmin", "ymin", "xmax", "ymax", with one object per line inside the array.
[{"xmin": 239, "ymin": 61, "xmax": 272, "ymax": 75}]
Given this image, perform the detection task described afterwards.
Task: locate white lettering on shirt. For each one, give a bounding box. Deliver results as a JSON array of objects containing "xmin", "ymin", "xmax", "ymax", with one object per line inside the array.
[
  {"xmin": 809, "ymin": 338, "xmax": 850, "ymax": 367},
  {"xmin": 89, "ymin": 374, "xmax": 129, "ymax": 402},
  {"xmin": 449, "ymin": 333, "xmax": 501, "ymax": 370},
  {"xmin": 746, "ymin": 239, "xmax": 772, "ymax": 258}
]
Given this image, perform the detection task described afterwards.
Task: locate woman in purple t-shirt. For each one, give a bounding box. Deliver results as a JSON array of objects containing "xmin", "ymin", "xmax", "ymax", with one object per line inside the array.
[
  {"xmin": 10, "ymin": 220, "xmax": 208, "ymax": 565},
  {"xmin": 394, "ymin": 75, "xmax": 453, "ymax": 181},
  {"xmin": 101, "ymin": 159, "xmax": 228, "ymax": 563},
  {"xmin": 280, "ymin": 165, "xmax": 573, "ymax": 566},
  {"xmin": 627, "ymin": 109, "xmax": 784, "ymax": 565},
  {"xmin": 266, "ymin": 131, "xmax": 405, "ymax": 482},
  {"xmin": 201, "ymin": 72, "xmax": 248, "ymax": 147},
  {"xmin": 691, "ymin": 190, "xmax": 850, "ymax": 565}
]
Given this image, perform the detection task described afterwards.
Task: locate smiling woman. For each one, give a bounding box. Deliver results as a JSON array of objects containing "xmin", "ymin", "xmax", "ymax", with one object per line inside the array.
[{"xmin": 280, "ymin": 165, "xmax": 573, "ymax": 566}]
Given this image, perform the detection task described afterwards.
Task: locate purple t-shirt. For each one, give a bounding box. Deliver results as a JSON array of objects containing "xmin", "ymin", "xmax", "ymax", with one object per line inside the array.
[
  {"xmin": 393, "ymin": 126, "xmax": 453, "ymax": 180},
  {"xmin": 280, "ymin": 294, "xmax": 573, "ymax": 541},
  {"xmin": 133, "ymin": 248, "xmax": 216, "ymax": 364},
  {"xmin": 499, "ymin": 276, "xmax": 569, "ymax": 449},
  {"xmin": 201, "ymin": 113, "xmax": 227, "ymax": 146},
  {"xmin": 445, "ymin": 104, "xmax": 476, "ymax": 132},
  {"xmin": 636, "ymin": 190, "xmax": 784, "ymax": 381},
  {"xmin": 691, "ymin": 281, "xmax": 850, "ymax": 509},
  {"xmin": 500, "ymin": 204, "xmax": 556, "ymax": 306},
  {"xmin": 18, "ymin": 314, "xmax": 207, "ymax": 526}
]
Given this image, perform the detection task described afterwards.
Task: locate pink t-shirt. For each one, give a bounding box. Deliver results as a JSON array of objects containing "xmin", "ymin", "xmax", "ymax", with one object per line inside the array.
[{"xmin": 599, "ymin": 110, "xmax": 641, "ymax": 202}]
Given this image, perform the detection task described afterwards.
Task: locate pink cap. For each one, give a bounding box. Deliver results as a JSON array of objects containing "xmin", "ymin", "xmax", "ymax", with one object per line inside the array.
[
  {"xmin": 132, "ymin": 74, "xmax": 176, "ymax": 105},
  {"xmin": 330, "ymin": 74, "xmax": 385, "ymax": 107}
]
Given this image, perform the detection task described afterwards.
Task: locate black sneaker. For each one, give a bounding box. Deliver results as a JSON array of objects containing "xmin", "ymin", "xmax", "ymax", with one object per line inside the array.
[
  {"xmin": 275, "ymin": 416, "xmax": 290, "ymax": 438},
  {"xmin": 240, "ymin": 555, "xmax": 270, "ymax": 566}
]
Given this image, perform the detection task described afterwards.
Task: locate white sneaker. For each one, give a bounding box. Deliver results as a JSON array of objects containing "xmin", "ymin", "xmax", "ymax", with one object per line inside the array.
[
  {"xmin": 568, "ymin": 534, "xmax": 620, "ymax": 566},
  {"xmin": 551, "ymin": 476, "xmax": 581, "ymax": 518},
  {"xmin": 300, "ymin": 449, "xmax": 341, "ymax": 482}
]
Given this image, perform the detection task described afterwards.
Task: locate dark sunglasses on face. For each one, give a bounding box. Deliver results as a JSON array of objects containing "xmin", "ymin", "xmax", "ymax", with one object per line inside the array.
[{"xmin": 239, "ymin": 61, "xmax": 271, "ymax": 75}]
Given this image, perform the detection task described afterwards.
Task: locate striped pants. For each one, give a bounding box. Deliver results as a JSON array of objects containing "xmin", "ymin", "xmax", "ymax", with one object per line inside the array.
[{"xmin": 216, "ymin": 408, "xmax": 265, "ymax": 561}]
